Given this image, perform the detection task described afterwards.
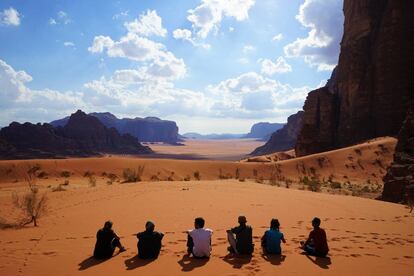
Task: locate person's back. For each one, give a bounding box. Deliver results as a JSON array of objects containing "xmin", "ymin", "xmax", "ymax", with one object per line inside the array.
[
  {"xmin": 264, "ymin": 229, "xmax": 284, "ymax": 254},
  {"xmin": 189, "ymin": 227, "xmax": 213, "ymax": 257},
  {"xmin": 93, "ymin": 221, "xmax": 125, "ymax": 259},
  {"xmin": 137, "ymin": 221, "xmax": 164, "ymax": 259},
  {"xmin": 230, "ymin": 216, "xmax": 254, "ymax": 255},
  {"xmin": 301, "ymin": 217, "xmax": 329, "ymax": 257},
  {"xmin": 309, "ymin": 227, "xmax": 329, "ymax": 256}
]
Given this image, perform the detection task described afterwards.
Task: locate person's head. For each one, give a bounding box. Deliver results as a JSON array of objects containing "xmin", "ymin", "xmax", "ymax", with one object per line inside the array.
[
  {"xmin": 238, "ymin": 215, "xmax": 247, "ymax": 225},
  {"xmin": 145, "ymin": 221, "xmax": 155, "ymax": 232},
  {"xmin": 270, "ymin": 218, "xmax": 280, "ymax": 230},
  {"xmin": 312, "ymin": 217, "xmax": 321, "ymax": 228},
  {"xmin": 194, "ymin": 217, "xmax": 205, "ymax": 229},
  {"xmin": 104, "ymin": 220, "xmax": 113, "ymax": 230}
]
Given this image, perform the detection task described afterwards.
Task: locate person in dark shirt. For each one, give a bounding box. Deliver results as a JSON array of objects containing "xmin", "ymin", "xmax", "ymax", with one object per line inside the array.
[
  {"xmin": 301, "ymin": 217, "xmax": 329, "ymax": 257},
  {"xmin": 93, "ymin": 221, "xmax": 126, "ymax": 259},
  {"xmin": 137, "ymin": 221, "xmax": 164, "ymax": 259},
  {"xmin": 227, "ymin": 215, "xmax": 254, "ymax": 255}
]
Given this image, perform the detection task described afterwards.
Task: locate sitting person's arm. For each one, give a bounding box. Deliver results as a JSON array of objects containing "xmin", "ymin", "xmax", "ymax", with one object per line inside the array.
[{"xmin": 281, "ymin": 235, "xmax": 286, "ymax": 243}]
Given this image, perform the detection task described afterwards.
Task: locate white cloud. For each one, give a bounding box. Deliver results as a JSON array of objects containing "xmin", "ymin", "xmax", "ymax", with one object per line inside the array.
[
  {"xmin": 242, "ymin": 45, "xmax": 256, "ymax": 54},
  {"xmin": 272, "ymin": 33, "xmax": 283, "ymax": 41},
  {"xmin": 172, "ymin": 28, "xmax": 211, "ymax": 49},
  {"xmin": 284, "ymin": 0, "xmax": 343, "ymax": 71},
  {"xmin": 124, "ymin": 10, "xmax": 167, "ymax": 37},
  {"xmin": 63, "ymin": 41, "xmax": 75, "ymax": 47},
  {"xmin": 0, "ymin": 7, "xmax": 21, "ymax": 26},
  {"xmin": 187, "ymin": 0, "xmax": 255, "ymax": 38},
  {"xmin": 0, "ymin": 59, "xmax": 85, "ymax": 124},
  {"xmin": 260, "ymin": 57, "xmax": 292, "ymax": 75},
  {"xmin": 49, "ymin": 11, "xmax": 71, "ymax": 25}
]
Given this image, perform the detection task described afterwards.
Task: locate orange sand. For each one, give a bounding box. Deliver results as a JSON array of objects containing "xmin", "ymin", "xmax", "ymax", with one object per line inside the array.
[
  {"xmin": 0, "ymin": 180, "xmax": 413, "ymax": 275},
  {"xmin": 1, "ymin": 136, "xmax": 411, "ymax": 275}
]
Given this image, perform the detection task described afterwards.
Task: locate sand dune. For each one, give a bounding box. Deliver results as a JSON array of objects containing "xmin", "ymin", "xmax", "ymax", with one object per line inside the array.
[
  {"xmin": 1, "ymin": 136, "xmax": 410, "ymax": 275},
  {"xmin": 0, "ymin": 180, "xmax": 413, "ymax": 275}
]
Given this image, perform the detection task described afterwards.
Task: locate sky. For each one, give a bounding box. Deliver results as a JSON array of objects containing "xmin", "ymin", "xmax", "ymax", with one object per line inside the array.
[{"xmin": 0, "ymin": 0, "xmax": 344, "ymax": 134}]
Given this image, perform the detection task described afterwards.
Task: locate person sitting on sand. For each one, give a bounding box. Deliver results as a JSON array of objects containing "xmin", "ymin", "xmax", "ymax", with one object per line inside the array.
[
  {"xmin": 187, "ymin": 217, "xmax": 213, "ymax": 258},
  {"xmin": 93, "ymin": 221, "xmax": 126, "ymax": 259},
  {"xmin": 261, "ymin": 218, "xmax": 286, "ymax": 255},
  {"xmin": 227, "ymin": 215, "xmax": 254, "ymax": 255},
  {"xmin": 137, "ymin": 221, "xmax": 164, "ymax": 259},
  {"xmin": 300, "ymin": 217, "xmax": 329, "ymax": 257}
]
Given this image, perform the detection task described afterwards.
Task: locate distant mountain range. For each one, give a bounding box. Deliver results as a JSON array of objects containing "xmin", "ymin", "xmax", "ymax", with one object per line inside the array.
[
  {"xmin": 183, "ymin": 122, "xmax": 284, "ymax": 141},
  {"xmin": 0, "ymin": 110, "xmax": 152, "ymax": 159},
  {"xmin": 51, "ymin": 112, "xmax": 180, "ymax": 144}
]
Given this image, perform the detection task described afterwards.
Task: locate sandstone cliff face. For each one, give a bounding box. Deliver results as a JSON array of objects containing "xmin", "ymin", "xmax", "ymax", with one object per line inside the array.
[
  {"xmin": 251, "ymin": 111, "xmax": 303, "ymax": 156},
  {"xmin": 52, "ymin": 112, "xmax": 180, "ymax": 144},
  {"xmin": 0, "ymin": 110, "xmax": 152, "ymax": 159},
  {"xmin": 243, "ymin": 122, "xmax": 284, "ymax": 141},
  {"xmin": 295, "ymin": 0, "xmax": 414, "ymax": 156},
  {"xmin": 382, "ymin": 104, "xmax": 414, "ymax": 203}
]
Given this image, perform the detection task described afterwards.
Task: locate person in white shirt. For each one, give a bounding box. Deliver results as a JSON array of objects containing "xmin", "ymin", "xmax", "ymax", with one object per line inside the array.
[{"xmin": 186, "ymin": 217, "xmax": 213, "ymax": 258}]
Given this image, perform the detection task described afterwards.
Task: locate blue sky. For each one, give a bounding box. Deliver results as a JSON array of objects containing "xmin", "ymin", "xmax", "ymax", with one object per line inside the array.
[{"xmin": 0, "ymin": 0, "xmax": 344, "ymax": 134}]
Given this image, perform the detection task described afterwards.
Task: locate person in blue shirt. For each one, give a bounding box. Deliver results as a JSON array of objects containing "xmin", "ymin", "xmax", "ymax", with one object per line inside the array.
[{"xmin": 261, "ymin": 218, "xmax": 286, "ymax": 254}]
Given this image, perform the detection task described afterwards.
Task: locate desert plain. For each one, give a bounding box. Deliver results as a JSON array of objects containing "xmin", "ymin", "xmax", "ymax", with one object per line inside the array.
[{"xmin": 0, "ymin": 138, "xmax": 413, "ymax": 276}]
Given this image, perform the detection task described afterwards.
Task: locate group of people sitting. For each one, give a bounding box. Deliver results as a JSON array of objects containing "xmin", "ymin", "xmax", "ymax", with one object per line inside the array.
[{"xmin": 93, "ymin": 216, "xmax": 329, "ymax": 260}]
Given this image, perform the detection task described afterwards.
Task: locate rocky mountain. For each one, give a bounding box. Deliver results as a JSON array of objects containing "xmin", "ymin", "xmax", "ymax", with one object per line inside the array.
[
  {"xmin": 0, "ymin": 110, "xmax": 152, "ymax": 159},
  {"xmin": 295, "ymin": 0, "xmax": 414, "ymax": 157},
  {"xmin": 381, "ymin": 103, "xmax": 414, "ymax": 203},
  {"xmin": 250, "ymin": 111, "xmax": 304, "ymax": 156},
  {"xmin": 243, "ymin": 122, "xmax": 284, "ymax": 141},
  {"xmin": 51, "ymin": 112, "xmax": 180, "ymax": 144}
]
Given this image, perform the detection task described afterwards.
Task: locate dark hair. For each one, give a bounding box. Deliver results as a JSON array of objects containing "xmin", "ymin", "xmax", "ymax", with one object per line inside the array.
[
  {"xmin": 312, "ymin": 217, "xmax": 321, "ymax": 227},
  {"xmin": 104, "ymin": 220, "xmax": 113, "ymax": 229},
  {"xmin": 194, "ymin": 217, "xmax": 205, "ymax": 228},
  {"xmin": 270, "ymin": 218, "xmax": 280, "ymax": 230},
  {"xmin": 146, "ymin": 221, "xmax": 155, "ymax": 232}
]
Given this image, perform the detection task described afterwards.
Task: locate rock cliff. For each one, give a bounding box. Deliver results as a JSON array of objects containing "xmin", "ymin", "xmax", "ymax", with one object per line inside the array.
[
  {"xmin": 382, "ymin": 104, "xmax": 414, "ymax": 203},
  {"xmin": 52, "ymin": 112, "xmax": 180, "ymax": 144},
  {"xmin": 251, "ymin": 111, "xmax": 303, "ymax": 156},
  {"xmin": 243, "ymin": 122, "xmax": 284, "ymax": 141},
  {"xmin": 0, "ymin": 110, "xmax": 152, "ymax": 159},
  {"xmin": 295, "ymin": 0, "xmax": 414, "ymax": 156}
]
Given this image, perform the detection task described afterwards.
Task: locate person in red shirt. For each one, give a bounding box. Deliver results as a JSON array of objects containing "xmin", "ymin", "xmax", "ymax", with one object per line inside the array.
[{"xmin": 300, "ymin": 217, "xmax": 329, "ymax": 257}]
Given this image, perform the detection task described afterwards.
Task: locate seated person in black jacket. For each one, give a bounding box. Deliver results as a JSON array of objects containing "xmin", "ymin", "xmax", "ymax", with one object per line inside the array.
[
  {"xmin": 227, "ymin": 215, "xmax": 254, "ymax": 255},
  {"xmin": 93, "ymin": 221, "xmax": 126, "ymax": 259},
  {"xmin": 137, "ymin": 221, "xmax": 164, "ymax": 259}
]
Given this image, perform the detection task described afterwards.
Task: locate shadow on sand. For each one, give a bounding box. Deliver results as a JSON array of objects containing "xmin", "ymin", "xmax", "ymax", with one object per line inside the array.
[
  {"xmin": 303, "ymin": 253, "xmax": 332, "ymax": 269},
  {"xmin": 221, "ymin": 253, "xmax": 252, "ymax": 269},
  {"xmin": 261, "ymin": 253, "xmax": 286, "ymax": 265},
  {"xmin": 124, "ymin": 255, "xmax": 156, "ymax": 270},
  {"xmin": 78, "ymin": 256, "xmax": 107, "ymax": 271},
  {"xmin": 177, "ymin": 254, "xmax": 209, "ymax": 272}
]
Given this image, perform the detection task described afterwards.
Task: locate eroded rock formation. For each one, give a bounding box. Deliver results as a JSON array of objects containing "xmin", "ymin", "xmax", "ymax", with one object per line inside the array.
[
  {"xmin": 295, "ymin": 0, "xmax": 414, "ymax": 156},
  {"xmin": 382, "ymin": 104, "xmax": 414, "ymax": 203},
  {"xmin": 251, "ymin": 111, "xmax": 303, "ymax": 156}
]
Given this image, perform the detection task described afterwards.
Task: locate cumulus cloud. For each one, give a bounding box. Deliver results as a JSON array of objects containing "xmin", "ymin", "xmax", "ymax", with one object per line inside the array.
[
  {"xmin": 172, "ymin": 28, "xmax": 211, "ymax": 49},
  {"xmin": 0, "ymin": 59, "xmax": 85, "ymax": 124},
  {"xmin": 0, "ymin": 7, "xmax": 21, "ymax": 26},
  {"xmin": 124, "ymin": 10, "xmax": 167, "ymax": 37},
  {"xmin": 49, "ymin": 11, "xmax": 71, "ymax": 25},
  {"xmin": 187, "ymin": 0, "xmax": 255, "ymax": 38},
  {"xmin": 260, "ymin": 57, "xmax": 292, "ymax": 75},
  {"xmin": 284, "ymin": 0, "xmax": 344, "ymax": 71}
]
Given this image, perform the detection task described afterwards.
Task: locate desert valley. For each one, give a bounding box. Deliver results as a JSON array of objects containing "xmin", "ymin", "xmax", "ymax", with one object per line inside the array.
[{"xmin": 1, "ymin": 0, "xmax": 413, "ymax": 275}]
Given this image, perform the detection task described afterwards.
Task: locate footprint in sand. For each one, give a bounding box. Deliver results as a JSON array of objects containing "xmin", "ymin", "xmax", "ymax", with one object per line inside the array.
[
  {"xmin": 364, "ymin": 253, "xmax": 380, "ymax": 257},
  {"xmin": 403, "ymin": 256, "xmax": 414, "ymax": 259},
  {"xmin": 43, "ymin": 251, "xmax": 57, "ymax": 256},
  {"xmin": 350, "ymin": 254, "xmax": 361, "ymax": 258}
]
